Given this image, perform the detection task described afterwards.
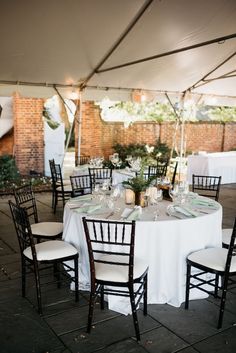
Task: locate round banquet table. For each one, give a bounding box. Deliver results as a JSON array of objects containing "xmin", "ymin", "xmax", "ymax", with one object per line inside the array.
[{"xmin": 62, "ymin": 196, "xmax": 222, "ymax": 315}]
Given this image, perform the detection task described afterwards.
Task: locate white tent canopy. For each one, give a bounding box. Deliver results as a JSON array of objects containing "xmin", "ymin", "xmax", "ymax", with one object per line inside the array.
[{"xmin": 0, "ymin": 0, "xmax": 236, "ymax": 104}]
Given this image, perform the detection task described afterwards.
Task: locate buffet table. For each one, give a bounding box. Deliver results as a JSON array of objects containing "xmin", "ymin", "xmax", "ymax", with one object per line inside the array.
[
  {"xmin": 187, "ymin": 151, "xmax": 236, "ymax": 184},
  {"xmin": 63, "ymin": 194, "xmax": 222, "ymax": 314}
]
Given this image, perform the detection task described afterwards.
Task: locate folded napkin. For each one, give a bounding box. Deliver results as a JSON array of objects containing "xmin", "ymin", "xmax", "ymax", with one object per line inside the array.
[
  {"xmin": 191, "ymin": 199, "xmax": 217, "ymax": 208},
  {"xmin": 69, "ymin": 194, "xmax": 92, "ymax": 202},
  {"xmin": 175, "ymin": 206, "xmax": 199, "ymax": 217},
  {"xmin": 126, "ymin": 206, "xmax": 142, "ymax": 221},
  {"xmin": 74, "ymin": 204, "xmax": 102, "ymax": 214},
  {"xmin": 174, "ymin": 206, "xmax": 195, "ymax": 217}
]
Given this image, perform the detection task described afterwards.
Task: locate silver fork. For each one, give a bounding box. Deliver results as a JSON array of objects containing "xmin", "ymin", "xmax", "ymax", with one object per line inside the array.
[{"xmin": 106, "ymin": 211, "xmax": 114, "ymax": 219}]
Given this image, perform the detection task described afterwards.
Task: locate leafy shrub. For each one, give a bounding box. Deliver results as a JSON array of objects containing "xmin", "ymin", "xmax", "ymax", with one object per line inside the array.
[
  {"xmin": 0, "ymin": 155, "xmax": 20, "ymax": 183},
  {"xmin": 113, "ymin": 139, "xmax": 170, "ymax": 161},
  {"xmin": 0, "ymin": 155, "xmax": 51, "ymax": 194}
]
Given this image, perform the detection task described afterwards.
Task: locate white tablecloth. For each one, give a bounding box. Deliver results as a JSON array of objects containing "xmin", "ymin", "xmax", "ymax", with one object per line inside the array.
[
  {"xmin": 63, "ymin": 196, "xmax": 222, "ymax": 314},
  {"xmin": 187, "ymin": 151, "xmax": 236, "ymax": 184}
]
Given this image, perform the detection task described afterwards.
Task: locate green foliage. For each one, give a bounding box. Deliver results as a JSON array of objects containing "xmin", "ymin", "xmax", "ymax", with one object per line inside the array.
[
  {"xmin": 102, "ymin": 159, "xmax": 127, "ymax": 169},
  {"xmin": 0, "ymin": 155, "xmax": 51, "ymax": 193},
  {"xmin": 206, "ymin": 106, "xmax": 236, "ymax": 122},
  {"xmin": 0, "ymin": 155, "xmax": 20, "ymax": 184},
  {"xmin": 114, "ymin": 101, "xmax": 176, "ymax": 122},
  {"xmin": 113, "ymin": 139, "xmax": 170, "ymax": 161},
  {"xmin": 122, "ymin": 174, "xmax": 155, "ymax": 192}
]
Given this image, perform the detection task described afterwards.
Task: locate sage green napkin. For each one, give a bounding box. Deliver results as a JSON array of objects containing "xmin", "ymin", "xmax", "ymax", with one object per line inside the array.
[
  {"xmin": 126, "ymin": 207, "xmax": 142, "ymax": 221},
  {"xmin": 74, "ymin": 204, "xmax": 102, "ymax": 214},
  {"xmin": 70, "ymin": 194, "xmax": 92, "ymax": 202},
  {"xmin": 191, "ymin": 199, "xmax": 217, "ymax": 208},
  {"xmin": 174, "ymin": 206, "xmax": 199, "ymax": 217}
]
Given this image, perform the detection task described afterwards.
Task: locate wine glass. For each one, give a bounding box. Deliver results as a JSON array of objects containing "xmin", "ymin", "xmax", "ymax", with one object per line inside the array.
[{"xmin": 169, "ymin": 184, "xmax": 179, "ymax": 204}]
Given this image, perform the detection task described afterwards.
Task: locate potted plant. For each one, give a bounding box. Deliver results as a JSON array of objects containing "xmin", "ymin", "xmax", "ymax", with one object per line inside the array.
[{"xmin": 122, "ymin": 162, "xmax": 156, "ymax": 206}]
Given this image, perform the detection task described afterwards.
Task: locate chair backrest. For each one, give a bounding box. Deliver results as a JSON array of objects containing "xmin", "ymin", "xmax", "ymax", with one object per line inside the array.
[
  {"xmin": 51, "ymin": 162, "xmax": 64, "ymax": 189},
  {"xmin": 88, "ymin": 168, "xmax": 113, "ymax": 187},
  {"xmin": 77, "ymin": 155, "xmax": 90, "ymax": 166},
  {"xmin": 13, "ymin": 183, "xmax": 38, "ymax": 223},
  {"xmin": 82, "ymin": 218, "xmax": 136, "ymax": 282},
  {"xmin": 148, "ymin": 163, "xmax": 168, "ymax": 178},
  {"xmin": 192, "ymin": 175, "xmax": 221, "ymax": 201},
  {"xmin": 70, "ymin": 174, "xmax": 93, "ymax": 197},
  {"xmin": 9, "ymin": 201, "xmax": 37, "ymax": 261}
]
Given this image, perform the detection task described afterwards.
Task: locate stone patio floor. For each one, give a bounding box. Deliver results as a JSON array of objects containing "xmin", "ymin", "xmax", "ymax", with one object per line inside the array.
[{"xmin": 0, "ymin": 185, "xmax": 236, "ymax": 353}]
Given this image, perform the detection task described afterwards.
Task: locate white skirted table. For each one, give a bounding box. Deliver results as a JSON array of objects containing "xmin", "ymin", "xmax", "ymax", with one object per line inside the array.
[
  {"xmin": 72, "ymin": 165, "xmax": 135, "ymax": 186},
  {"xmin": 63, "ymin": 195, "xmax": 222, "ymax": 314},
  {"xmin": 187, "ymin": 151, "xmax": 236, "ymax": 184}
]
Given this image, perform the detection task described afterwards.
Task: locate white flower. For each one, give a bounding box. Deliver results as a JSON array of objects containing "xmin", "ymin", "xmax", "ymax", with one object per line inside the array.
[{"xmin": 145, "ymin": 144, "xmax": 154, "ymax": 154}]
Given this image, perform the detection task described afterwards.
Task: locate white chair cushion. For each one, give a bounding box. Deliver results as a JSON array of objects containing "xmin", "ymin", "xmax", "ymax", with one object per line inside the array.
[
  {"xmin": 31, "ymin": 222, "xmax": 63, "ymax": 237},
  {"xmin": 188, "ymin": 247, "xmax": 236, "ymax": 272},
  {"xmin": 222, "ymin": 228, "xmax": 233, "ymax": 245},
  {"xmin": 23, "ymin": 240, "xmax": 78, "ymax": 261},
  {"xmin": 95, "ymin": 255, "xmax": 148, "ymax": 283}
]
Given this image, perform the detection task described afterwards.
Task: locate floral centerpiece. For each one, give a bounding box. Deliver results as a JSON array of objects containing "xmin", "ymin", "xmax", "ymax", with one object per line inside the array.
[{"xmin": 122, "ymin": 145, "xmax": 156, "ymax": 206}]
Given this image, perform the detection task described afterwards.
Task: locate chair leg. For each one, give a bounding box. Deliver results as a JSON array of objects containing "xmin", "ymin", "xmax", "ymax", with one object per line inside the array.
[
  {"xmin": 21, "ymin": 258, "xmax": 26, "ymax": 297},
  {"xmin": 218, "ymin": 275, "xmax": 229, "ymax": 329},
  {"xmin": 33, "ymin": 263, "xmax": 42, "ymax": 314},
  {"xmin": 143, "ymin": 274, "xmax": 148, "ymax": 316},
  {"xmin": 129, "ymin": 285, "xmax": 141, "ymax": 341},
  {"xmin": 53, "ymin": 262, "xmax": 61, "ymax": 289},
  {"xmin": 185, "ymin": 263, "xmax": 191, "ymax": 309},
  {"xmin": 74, "ymin": 256, "xmax": 79, "ymax": 302},
  {"xmin": 100, "ymin": 285, "xmax": 104, "ymax": 310},
  {"xmin": 214, "ymin": 274, "xmax": 219, "ymax": 298},
  {"xmin": 53, "ymin": 192, "xmax": 58, "ymax": 214},
  {"xmin": 87, "ymin": 288, "xmax": 96, "ymax": 333}
]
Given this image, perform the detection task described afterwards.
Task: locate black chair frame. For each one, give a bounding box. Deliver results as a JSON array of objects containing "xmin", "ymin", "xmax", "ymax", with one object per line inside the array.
[
  {"xmin": 76, "ymin": 155, "xmax": 90, "ymax": 166},
  {"xmin": 70, "ymin": 174, "xmax": 93, "ymax": 197},
  {"xmin": 13, "ymin": 183, "xmax": 62, "ymax": 241},
  {"xmin": 50, "ymin": 162, "xmax": 72, "ymax": 213},
  {"xmin": 82, "ymin": 217, "xmax": 148, "ymax": 341},
  {"xmin": 192, "ymin": 174, "xmax": 221, "ymax": 201},
  {"xmin": 88, "ymin": 167, "xmax": 113, "ymax": 188},
  {"xmin": 185, "ymin": 218, "xmax": 236, "ymax": 329},
  {"xmin": 9, "ymin": 201, "xmax": 79, "ymax": 314}
]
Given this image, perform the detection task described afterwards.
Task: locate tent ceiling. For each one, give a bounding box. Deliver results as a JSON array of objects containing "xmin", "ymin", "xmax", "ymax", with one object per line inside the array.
[{"xmin": 1, "ymin": 0, "xmax": 236, "ymax": 104}]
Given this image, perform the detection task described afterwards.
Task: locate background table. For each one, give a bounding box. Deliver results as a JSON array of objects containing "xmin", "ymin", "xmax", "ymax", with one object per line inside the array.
[
  {"xmin": 63, "ymin": 196, "xmax": 222, "ymax": 314},
  {"xmin": 187, "ymin": 151, "xmax": 236, "ymax": 184},
  {"xmin": 73, "ymin": 165, "xmax": 134, "ymax": 186}
]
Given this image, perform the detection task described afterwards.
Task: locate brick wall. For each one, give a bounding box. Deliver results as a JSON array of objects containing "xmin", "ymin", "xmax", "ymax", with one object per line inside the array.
[
  {"xmin": 76, "ymin": 101, "xmax": 236, "ymax": 158},
  {"xmin": 13, "ymin": 93, "xmax": 44, "ymax": 175},
  {"xmin": 0, "ymin": 129, "xmax": 14, "ymax": 156},
  {"xmin": 1, "ymin": 98, "xmax": 236, "ymax": 175}
]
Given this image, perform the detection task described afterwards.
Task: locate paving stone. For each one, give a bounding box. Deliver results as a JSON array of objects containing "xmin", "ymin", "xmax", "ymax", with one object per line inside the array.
[
  {"xmin": 0, "ymin": 239, "xmax": 14, "ymax": 256},
  {"xmin": 45, "ymin": 300, "xmax": 121, "ymax": 335},
  {"xmin": 97, "ymin": 338, "xmax": 147, "ymax": 353},
  {"xmin": 60, "ymin": 311, "xmax": 160, "ymax": 353},
  {"xmin": 193, "ymin": 326, "xmax": 236, "ymax": 353},
  {"xmin": 140, "ymin": 326, "xmax": 188, "ymax": 353},
  {"xmin": 177, "ymin": 347, "xmax": 200, "ymax": 353},
  {"xmin": 148, "ymin": 300, "xmax": 236, "ymax": 344},
  {"xmin": 0, "ymin": 298, "xmax": 64, "ymax": 353}
]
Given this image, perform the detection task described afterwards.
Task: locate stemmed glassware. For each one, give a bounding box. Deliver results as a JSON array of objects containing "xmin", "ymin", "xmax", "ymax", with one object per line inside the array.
[
  {"xmin": 168, "ymin": 184, "xmax": 179, "ymax": 204},
  {"xmin": 128, "ymin": 156, "xmax": 142, "ymax": 172},
  {"xmin": 89, "ymin": 157, "xmax": 104, "ymax": 167},
  {"xmin": 110, "ymin": 153, "xmax": 122, "ymax": 168}
]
